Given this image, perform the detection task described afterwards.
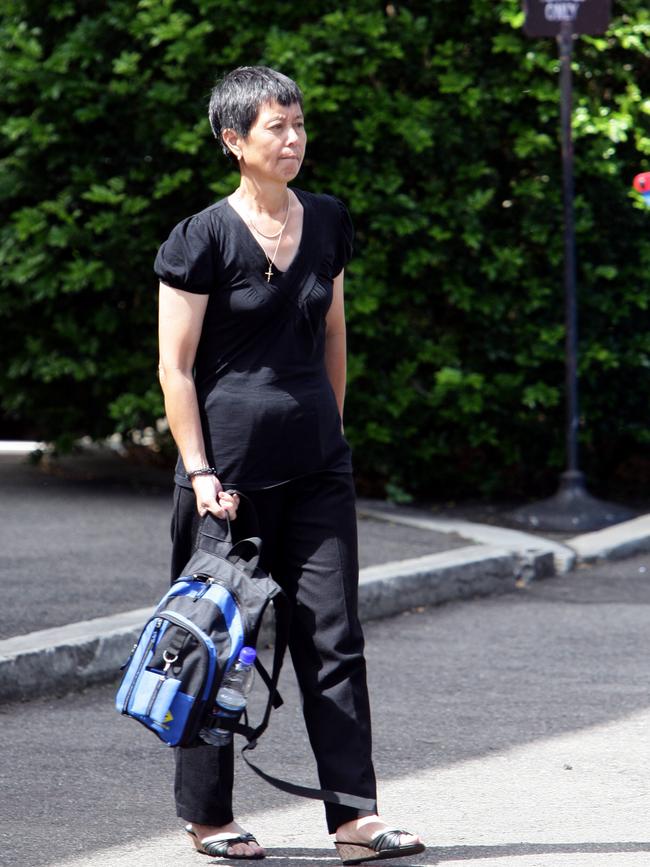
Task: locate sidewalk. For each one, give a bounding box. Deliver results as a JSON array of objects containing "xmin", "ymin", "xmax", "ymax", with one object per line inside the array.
[
  {"xmin": 8, "ymin": 553, "xmax": 650, "ymax": 867},
  {"xmin": 2, "ymin": 448, "xmax": 650, "ymax": 702}
]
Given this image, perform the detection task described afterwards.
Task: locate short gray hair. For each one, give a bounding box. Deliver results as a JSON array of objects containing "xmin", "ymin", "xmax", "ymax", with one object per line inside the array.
[{"xmin": 208, "ymin": 66, "xmax": 304, "ymax": 157}]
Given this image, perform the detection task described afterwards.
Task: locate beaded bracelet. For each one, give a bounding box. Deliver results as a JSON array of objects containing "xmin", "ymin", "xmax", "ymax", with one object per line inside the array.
[{"xmin": 186, "ymin": 466, "xmax": 218, "ymax": 480}]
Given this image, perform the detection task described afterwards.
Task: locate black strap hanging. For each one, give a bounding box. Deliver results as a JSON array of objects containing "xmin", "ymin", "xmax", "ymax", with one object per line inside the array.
[{"xmin": 240, "ymin": 742, "xmax": 376, "ymax": 811}]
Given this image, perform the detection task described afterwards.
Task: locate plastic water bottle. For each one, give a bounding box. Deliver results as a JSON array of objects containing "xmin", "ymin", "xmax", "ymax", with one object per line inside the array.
[{"xmin": 199, "ymin": 647, "xmax": 257, "ymax": 746}]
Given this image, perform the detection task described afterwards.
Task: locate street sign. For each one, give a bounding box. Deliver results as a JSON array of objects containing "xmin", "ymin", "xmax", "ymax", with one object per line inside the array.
[{"xmin": 523, "ymin": 0, "xmax": 611, "ymax": 37}]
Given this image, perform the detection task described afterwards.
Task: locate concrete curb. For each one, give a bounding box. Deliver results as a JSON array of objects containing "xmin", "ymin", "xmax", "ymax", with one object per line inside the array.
[
  {"xmin": 358, "ymin": 544, "xmax": 550, "ymax": 616},
  {"xmin": 358, "ymin": 506, "xmax": 576, "ymax": 573},
  {"xmin": 0, "ymin": 545, "xmax": 544, "ymax": 703},
  {"xmin": 568, "ymin": 514, "xmax": 650, "ymax": 563},
  {"xmin": 3, "ymin": 507, "xmax": 649, "ymax": 705},
  {"xmin": 357, "ymin": 504, "xmax": 650, "ymax": 572},
  {"xmin": 0, "ymin": 608, "xmax": 150, "ymax": 703}
]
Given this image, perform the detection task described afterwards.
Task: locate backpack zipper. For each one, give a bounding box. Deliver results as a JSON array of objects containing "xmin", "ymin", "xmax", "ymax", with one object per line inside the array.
[
  {"xmin": 201, "ymin": 575, "xmax": 249, "ymax": 637},
  {"xmin": 121, "ymin": 617, "xmax": 164, "ymax": 712},
  {"xmin": 158, "ymin": 610, "xmax": 218, "ymax": 703}
]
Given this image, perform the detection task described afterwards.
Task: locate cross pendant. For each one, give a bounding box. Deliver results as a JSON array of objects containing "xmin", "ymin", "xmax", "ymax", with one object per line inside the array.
[{"xmin": 265, "ymin": 263, "xmax": 274, "ymax": 282}]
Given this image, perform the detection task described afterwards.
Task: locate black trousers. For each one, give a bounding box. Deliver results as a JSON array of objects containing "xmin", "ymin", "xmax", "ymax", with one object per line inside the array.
[{"xmin": 170, "ymin": 471, "xmax": 378, "ymax": 833}]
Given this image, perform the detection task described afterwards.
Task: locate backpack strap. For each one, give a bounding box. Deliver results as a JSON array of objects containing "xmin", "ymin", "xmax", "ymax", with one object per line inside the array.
[
  {"xmin": 254, "ymin": 657, "xmax": 283, "ymax": 709},
  {"xmin": 240, "ymin": 743, "xmax": 376, "ymax": 812},
  {"xmin": 228, "ymin": 593, "xmax": 375, "ymax": 812},
  {"xmin": 231, "ymin": 491, "xmax": 260, "ymax": 535},
  {"xmin": 195, "ymin": 512, "xmax": 233, "ymax": 557},
  {"xmin": 194, "ymin": 490, "xmax": 259, "ymax": 549},
  {"xmin": 227, "ymin": 590, "xmax": 290, "ymax": 739},
  {"xmin": 227, "ymin": 537, "xmax": 262, "ymax": 579},
  {"xmin": 194, "ymin": 501, "xmax": 262, "ymax": 572}
]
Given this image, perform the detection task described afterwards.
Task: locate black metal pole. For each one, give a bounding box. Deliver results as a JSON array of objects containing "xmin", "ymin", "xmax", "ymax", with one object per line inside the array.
[
  {"xmin": 559, "ymin": 20, "xmax": 581, "ymax": 483},
  {"xmin": 509, "ymin": 15, "xmax": 634, "ymax": 530}
]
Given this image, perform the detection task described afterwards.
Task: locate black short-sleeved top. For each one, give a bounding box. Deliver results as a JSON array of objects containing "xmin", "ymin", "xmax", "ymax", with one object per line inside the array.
[{"xmin": 154, "ymin": 188, "xmax": 353, "ymax": 490}]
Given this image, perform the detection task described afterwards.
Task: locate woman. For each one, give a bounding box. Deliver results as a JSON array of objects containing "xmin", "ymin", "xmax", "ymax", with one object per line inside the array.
[{"xmin": 155, "ymin": 65, "xmax": 425, "ymax": 863}]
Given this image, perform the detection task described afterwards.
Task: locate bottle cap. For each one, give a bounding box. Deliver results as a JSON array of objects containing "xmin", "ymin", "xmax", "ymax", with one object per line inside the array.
[{"xmin": 239, "ymin": 646, "xmax": 256, "ymax": 665}]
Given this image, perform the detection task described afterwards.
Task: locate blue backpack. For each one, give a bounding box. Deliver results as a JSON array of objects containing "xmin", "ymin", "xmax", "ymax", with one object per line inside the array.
[
  {"xmin": 115, "ymin": 505, "xmax": 375, "ymax": 813},
  {"xmin": 115, "ymin": 510, "xmax": 288, "ymax": 748}
]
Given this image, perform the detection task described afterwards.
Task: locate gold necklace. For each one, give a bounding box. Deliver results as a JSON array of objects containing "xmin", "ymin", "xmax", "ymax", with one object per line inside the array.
[
  {"xmin": 248, "ymin": 193, "xmax": 291, "ymax": 239},
  {"xmin": 248, "ymin": 196, "xmax": 292, "ymax": 282},
  {"xmin": 263, "ymin": 231, "xmax": 286, "ymax": 282}
]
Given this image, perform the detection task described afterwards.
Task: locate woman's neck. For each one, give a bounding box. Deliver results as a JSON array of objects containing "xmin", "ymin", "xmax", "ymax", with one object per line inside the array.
[{"xmin": 234, "ymin": 176, "xmax": 290, "ymax": 218}]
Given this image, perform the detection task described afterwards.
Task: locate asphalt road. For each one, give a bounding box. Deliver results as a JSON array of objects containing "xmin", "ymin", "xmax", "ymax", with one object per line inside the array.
[
  {"xmin": 0, "ymin": 454, "xmax": 467, "ymax": 639},
  {"xmin": 3, "ymin": 553, "xmax": 650, "ymax": 867}
]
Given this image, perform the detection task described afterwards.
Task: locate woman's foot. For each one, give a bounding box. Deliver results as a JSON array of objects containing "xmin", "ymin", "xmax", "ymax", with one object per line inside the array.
[
  {"xmin": 188, "ymin": 820, "xmax": 265, "ymax": 859},
  {"xmin": 336, "ymin": 815, "xmax": 421, "ymax": 846},
  {"xmin": 335, "ymin": 816, "xmax": 424, "ymax": 864}
]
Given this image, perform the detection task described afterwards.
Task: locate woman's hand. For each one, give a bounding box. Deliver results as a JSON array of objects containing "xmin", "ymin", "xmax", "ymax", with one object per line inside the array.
[{"xmin": 192, "ymin": 475, "xmax": 240, "ymax": 520}]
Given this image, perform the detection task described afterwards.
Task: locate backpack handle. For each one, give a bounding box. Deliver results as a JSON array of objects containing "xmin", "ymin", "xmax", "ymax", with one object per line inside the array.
[
  {"xmin": 227, "ymin": 537, "xmax": 262, "ymax": 578},
  {"xmin": 228, "ymin": 490, "xmax": 260, "ymax": 536},
  {"xmin": 196, "ymin": 497, "xmax": 264, "ymax": 578},
  {"xmin": 195, "ymin": 491, "xmax": 260, "ymax": 543},
  {"xmin": 195, "ymin": 512, "xmax": 233, "ymax": 556}
]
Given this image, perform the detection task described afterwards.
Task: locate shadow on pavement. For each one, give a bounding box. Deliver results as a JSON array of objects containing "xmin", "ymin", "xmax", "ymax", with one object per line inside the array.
[
  {"xmin": 433, "ymin": 841, "xmax": 650, "ymax": 860},
  {"xmin": 257, "ymin": 852, "xmax": 432, "ymax": 866}
]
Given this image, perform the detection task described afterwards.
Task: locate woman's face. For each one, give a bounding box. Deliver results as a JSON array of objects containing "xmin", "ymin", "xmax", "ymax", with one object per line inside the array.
[{"xmin": 236, "ymin": 100, "xmax": 306, "ymax": 182}]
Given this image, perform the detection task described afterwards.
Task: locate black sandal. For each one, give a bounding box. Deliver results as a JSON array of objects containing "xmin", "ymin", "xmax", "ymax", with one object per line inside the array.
[
  {"xmin": 185, "ymin": 825, "xmax": 265, "ymax": 859},
  {"xmin": 334, "ymin": 828, "xmax": 426, "ymax": 864}
]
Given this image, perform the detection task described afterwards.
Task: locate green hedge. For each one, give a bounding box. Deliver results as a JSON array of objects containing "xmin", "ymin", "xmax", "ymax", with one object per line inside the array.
[{"xmin": 1, "ymin": 0, "xmax": 649, "ymax": 497}]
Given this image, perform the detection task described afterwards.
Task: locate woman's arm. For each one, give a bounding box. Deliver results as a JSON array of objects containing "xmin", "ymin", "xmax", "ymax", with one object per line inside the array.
[
  {"xmin": 158, "ymin": 282, "xmax": 236, "ymax": 518},
  {"xmin": 325, "ymin": 270, "xmax": 347, "ymax": 424}
]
